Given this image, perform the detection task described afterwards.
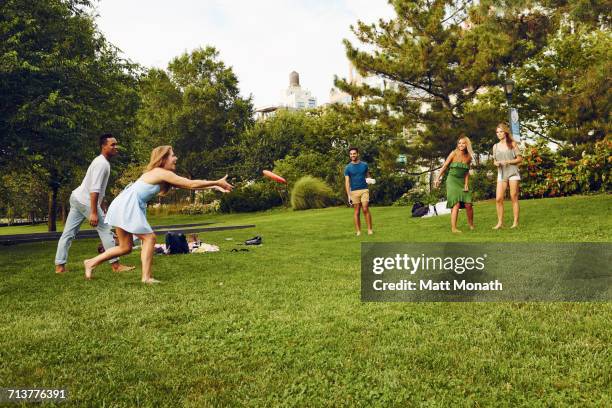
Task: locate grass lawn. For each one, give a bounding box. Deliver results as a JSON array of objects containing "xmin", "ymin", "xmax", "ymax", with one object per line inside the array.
[{"xmin": 1, "ymin": 194, "xmax": 610, "ymax": 406}]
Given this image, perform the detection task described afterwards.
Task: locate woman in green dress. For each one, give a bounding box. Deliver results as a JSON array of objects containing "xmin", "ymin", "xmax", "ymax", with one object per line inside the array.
[{"xmin": 434, "ymin": 136, "xmax": 474, "ymax": 233}]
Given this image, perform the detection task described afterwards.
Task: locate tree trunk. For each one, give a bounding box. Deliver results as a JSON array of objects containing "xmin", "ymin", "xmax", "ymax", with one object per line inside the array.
[
  {"xmin": 62, "ymin": 201, "xmax": 67, "ymax": 223},
  {"xmin": 428, "ymin": 159, "xmax": 435, "ymax": 193},
  {"xmin": 189, "ymin": 173, "xmax": 196, "ymax": 203},
  {"xmin": 48, "ymin": 186, "xmax": 58, "ymax": 232}
]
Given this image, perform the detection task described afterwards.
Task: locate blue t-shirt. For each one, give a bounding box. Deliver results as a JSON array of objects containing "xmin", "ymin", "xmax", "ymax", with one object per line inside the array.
[{"xmin": 344, "ymin": 161, "xmax": 369, "ymax": 191}]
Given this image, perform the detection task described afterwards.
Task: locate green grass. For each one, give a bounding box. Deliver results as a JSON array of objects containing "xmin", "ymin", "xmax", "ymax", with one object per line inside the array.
[
  {"xmin": 0, "ymin": 210, "xmax": 266, "ymax": 236},
  {"xmin": 0, "ymin": 195, "xmax": 610, "ymax": 407}
]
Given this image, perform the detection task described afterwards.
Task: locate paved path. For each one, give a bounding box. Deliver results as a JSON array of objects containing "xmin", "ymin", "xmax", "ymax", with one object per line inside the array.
[{"xmin": 0, "ymin": 223, "xmax": 256, "ymax": 246}]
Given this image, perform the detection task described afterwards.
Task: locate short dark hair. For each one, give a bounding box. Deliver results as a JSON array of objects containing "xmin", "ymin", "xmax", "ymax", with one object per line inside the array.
[
  {"xmin": 99, "ymin": 133, "xmax": 114, "ymax": 147},
  {"xmin": 349, "ymin": 147, "xmax": 359, "ymax": 154}
]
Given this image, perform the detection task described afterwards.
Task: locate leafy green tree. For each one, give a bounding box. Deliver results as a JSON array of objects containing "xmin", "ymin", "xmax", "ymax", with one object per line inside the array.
[
  {"xmin": 234, "ymin": 110, "xmax": 314, "ymax": 179},
  {"xmin": 0, "ymin": 0, "xmax": 140, "ymax": 230},
  {"xmin": 335, "ymin": 0, "xmax": 554, "ymax": 162},
  {"xmin": 512, "ymin": 1, "xmax": 610, "ymax": 147},
  {"xmin": 134, "ymin": 69, "xmax": 182, "ymax": 161},
  {"xmin": 236, "ymin": 108, "xmax": 397, "ymax": 182},
  {"xmin": 0, "ymin": 170, "xmax": 48, "ymax": 223},
  {"xmin": 135, "ymin": 47, "xmax": 254, "ymax": 184}
]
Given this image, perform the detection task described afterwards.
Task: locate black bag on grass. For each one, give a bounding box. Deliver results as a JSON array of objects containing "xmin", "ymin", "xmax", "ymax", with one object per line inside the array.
[
  {"xmin": 165, "ymin": 232, "xmax": 189, "ymax": 254},
  {"xmin": 411, "ymin": 202, "xmax": 429, "ymax": 218}
]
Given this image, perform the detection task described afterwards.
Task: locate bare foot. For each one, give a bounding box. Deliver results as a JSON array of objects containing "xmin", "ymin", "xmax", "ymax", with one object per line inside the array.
[
  {"xmin": 142, "ymin": 278, "xmax": 161, "ymax": 284},
  {"xmin": 112, "ymin": 264, "xmax": 136, "ymax": 272},
  {"xmin": 469, "ymin": 225, "xmax": 475, "ymax": 230},
  {"xmin": 451, "ymin": 229, "xmax": 462, "ymax": 233},
  {"xmin": 356, "ymin": 231, "xmax": 361, "ymax": 236},
  {"xmin": 510, "ymin": 224, "xmax": 519, "ymax": 229},
  {"xmin": 83, "ymin": 259, "xmax": 95, "ymax": 280},
  {"xmin": 492, "ymin": 224, "xmax": 503, "ymax": 230},
  {"xmin": 367, "ymin": 230, "xmax": 373, "ymax": 235},
  {"xmin": 55, "ymin": 264, "xmax": 66, "ymax": 274}
]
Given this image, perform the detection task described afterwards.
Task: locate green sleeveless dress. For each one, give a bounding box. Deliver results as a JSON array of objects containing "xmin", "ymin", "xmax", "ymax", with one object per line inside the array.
[{"xmin": 446, "ymin": 162, "xmax": 472, "ymax": 208}]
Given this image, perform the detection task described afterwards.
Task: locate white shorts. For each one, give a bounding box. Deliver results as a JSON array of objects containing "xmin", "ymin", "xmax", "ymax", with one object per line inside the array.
[{"xmin": 497, "ymin": 174, "xmax": 521, "ymax": 182}]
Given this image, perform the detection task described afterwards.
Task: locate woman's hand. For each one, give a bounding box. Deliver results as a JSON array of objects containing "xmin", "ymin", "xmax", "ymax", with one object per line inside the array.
[
  {"xmin": 216, "ymin": 175, "xmax": 233, "ymax": 192},
  {"xmin": 211, "ymin": 185, "xmax": 230, "ymax": 193}
]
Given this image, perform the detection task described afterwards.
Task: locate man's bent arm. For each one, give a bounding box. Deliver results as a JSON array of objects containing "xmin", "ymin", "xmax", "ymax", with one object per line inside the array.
[
  {"xmin": 89, "ymin": 192, "xmax": 100, "ymax": 226},
  {"xmin": 345, "ymin": 176, "xmax": 351, "ymax": 196}
]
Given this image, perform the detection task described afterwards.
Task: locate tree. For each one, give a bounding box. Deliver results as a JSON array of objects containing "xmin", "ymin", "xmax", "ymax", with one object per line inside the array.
[
  {"xmin": 335, "ymin": 0, "xmax": 554, "ymax": 166},
  {"xmin": 236, "ymin": 109, "xmax": 396, "ymax": 179},
  {"xmin": 135, "ymin": 47, "xmax": 254, "ymax": 186},
  {"xmin": 235, "ymin": 108, "xmax": 406, "ymax": 202},
  {"xmin": 235, "ymin": 110, "xmax": 315, "ymax": 179},
  {"xmin": 0, "ymin": 0, "xmax": 140, "ymax": 230},
  {"xmin": 512, "ymin": 1, "xmax": 611, "ymax": 147}
]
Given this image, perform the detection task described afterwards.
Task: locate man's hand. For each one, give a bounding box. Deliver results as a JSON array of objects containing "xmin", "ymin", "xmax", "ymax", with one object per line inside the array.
[
  {"xmin": 89, "ymin": 211, "xmax": 99, "ymax": 227},
  {"xmin": 434, "ymin": 178, "xmax": 441, "ymax": 188},
  {"xmin": 347, "ymin": 195, "xmax": 352, "ymax": 205}
]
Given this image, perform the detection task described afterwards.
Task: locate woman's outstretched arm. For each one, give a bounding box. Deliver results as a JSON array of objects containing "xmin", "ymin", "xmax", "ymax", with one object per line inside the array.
[{"xmin": 144, "ymin": 169, "xmax": 233, "ymax": 191}]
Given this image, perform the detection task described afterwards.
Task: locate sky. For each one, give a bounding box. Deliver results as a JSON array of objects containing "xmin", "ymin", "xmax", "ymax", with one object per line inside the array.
[{"xmin": 94, "ymin": 0, "xmax": 395, "ymax": 108}]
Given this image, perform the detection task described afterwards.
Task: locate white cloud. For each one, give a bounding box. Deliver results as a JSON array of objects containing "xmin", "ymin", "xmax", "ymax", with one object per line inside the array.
[{"xmin": 95, "ymin": 0, "xmax": 394, "ymax": 107}]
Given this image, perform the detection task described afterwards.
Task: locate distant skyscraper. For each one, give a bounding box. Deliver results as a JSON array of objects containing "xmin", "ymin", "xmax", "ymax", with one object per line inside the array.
[
  {"xmin": 280, "ymin": 71, "xmax": 317, "ymax": 109},
  {"xmin": 328, "ymin": 62, "xmax": 355, "ymax": 105},
  {"xmin": 329, "ymin": 62, "xmax": 399, "ymax": 106},
  {"xmin": 329, "ymin": 87, "xmax": 352, "ymax": 105}
]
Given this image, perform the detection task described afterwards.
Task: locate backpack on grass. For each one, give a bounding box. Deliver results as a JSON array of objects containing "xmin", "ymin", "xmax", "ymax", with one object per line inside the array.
[
  {"xmin": 165, "ymin": 232, "xmax": 189, "ymax": 254},
  {"xmin": 411, "ymin": 202, "xmax": 429, "ymax": 218}
]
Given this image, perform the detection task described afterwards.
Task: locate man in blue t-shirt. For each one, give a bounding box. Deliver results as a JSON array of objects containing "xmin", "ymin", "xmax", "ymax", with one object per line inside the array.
[{"xmin": 344, "ymin": 147, "xmax": 373, "ymax": 236}]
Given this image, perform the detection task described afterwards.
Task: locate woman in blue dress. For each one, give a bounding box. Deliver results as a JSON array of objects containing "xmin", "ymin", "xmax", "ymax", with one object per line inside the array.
[{"xmin": 84, "ymin": 146, "xmax": 233, "ymax": 283}]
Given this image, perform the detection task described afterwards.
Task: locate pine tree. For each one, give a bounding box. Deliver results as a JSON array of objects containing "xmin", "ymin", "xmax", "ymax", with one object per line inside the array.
[{"xmin": 336, "ymin": 0, "xmax": 554, "ymax": 166}]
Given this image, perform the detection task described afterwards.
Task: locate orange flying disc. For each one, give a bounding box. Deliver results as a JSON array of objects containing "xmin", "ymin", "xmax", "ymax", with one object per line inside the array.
[{"xmin": 262, "ymin": 170, "xmax": 287, "ymax": 184}]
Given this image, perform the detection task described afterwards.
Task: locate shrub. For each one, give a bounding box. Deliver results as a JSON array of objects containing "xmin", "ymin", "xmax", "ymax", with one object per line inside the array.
[
  {"xmin": 291, "ymin": 176, "xmax": 336, "ymax": 210},
  {"xmin": 369, "ymin": 173, "xmax": 414, "ymax": 205},
  {"xmin": 273, "ymin": 152, "xmax": 338, "ymax": 187},
  {"xmin": 147, "ymin": 203, "xmax": 184, "ymax": 217},
  {"xmin": 180, "ymin": 200, "xmax": 221, "ymax": 215},
  {"xmin": 220, "ymin": 182, "xmax": 283, "ymax": 213},
  {"xmin": 393, "ymin": 184, "xmax": 444, "ymax": 207},
  {"xmin": 573, "ymin": 139, "xmax": 611, "ymax": 193},
  {"xmin": 521, "ymin": 142, "xmax": 560, "ymax": 198},
  {"xmin": 470, "ymin": 162, "xmax": 497, "ymax": 201},
  {"xmin": 195, "ymin": 189, "xmax": 220, "ymax": 205},
  {"xmin": 513, "ymin": 139, "xmax": 611, "ymax": 198}
]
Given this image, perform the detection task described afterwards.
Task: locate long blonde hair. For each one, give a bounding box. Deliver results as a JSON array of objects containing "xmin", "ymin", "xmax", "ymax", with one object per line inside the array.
[
  {"xmin": 497, "ymin": 122, "xmax": 515, "ymax": 149},
  {"xmin": 146, "ymin": 145, "xmax": 173, "ymax": 195},
  {"xmin": 455, "ymin": 135, "xmax": 474, "ymax": 161}
]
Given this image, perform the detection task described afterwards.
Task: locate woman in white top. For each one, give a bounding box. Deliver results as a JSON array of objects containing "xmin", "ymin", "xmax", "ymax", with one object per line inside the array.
[{"xmin": 492, "ymin": 123, "xmax": 522, "ymax": 229}]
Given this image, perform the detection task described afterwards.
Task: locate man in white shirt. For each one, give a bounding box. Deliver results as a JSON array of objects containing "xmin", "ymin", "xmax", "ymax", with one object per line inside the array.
[{"xmin": 55, "ymin": 134, "xmax": 134, "ymax": 273}]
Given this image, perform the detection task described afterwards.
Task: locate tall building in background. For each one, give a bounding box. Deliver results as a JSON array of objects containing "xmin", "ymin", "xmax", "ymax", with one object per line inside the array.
[
  {"xmin": 328, "ymin": 62, "xmax": 400, "ymax": 106},
  {"xmin": 280, "ymin": 71, "xmax": 317, "ymax": 109},
  {"xmin": 328, "ymin": 62, "xmax": 355, "ymax": 105},
  {"xmin": 329, "ymin": 87, "xmax": 352, "ymax": 105}
]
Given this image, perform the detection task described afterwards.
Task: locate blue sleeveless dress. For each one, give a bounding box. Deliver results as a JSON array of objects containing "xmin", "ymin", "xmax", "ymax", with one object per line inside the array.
[{"xmin": 105, "ymin": 179, "xmax": 160, "ymax": 234}]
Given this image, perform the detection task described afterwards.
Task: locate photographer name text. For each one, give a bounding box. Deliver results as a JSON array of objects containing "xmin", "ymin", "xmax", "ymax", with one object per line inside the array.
[{"xmin": 372, "ymin": 279, "xmax": 503, "ymax": 291}]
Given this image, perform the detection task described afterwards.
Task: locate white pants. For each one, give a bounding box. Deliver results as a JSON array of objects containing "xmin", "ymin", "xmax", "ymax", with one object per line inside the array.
[{"xmin": 54, "ymin": 193, "xmax": 118, "ymax": 265}]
